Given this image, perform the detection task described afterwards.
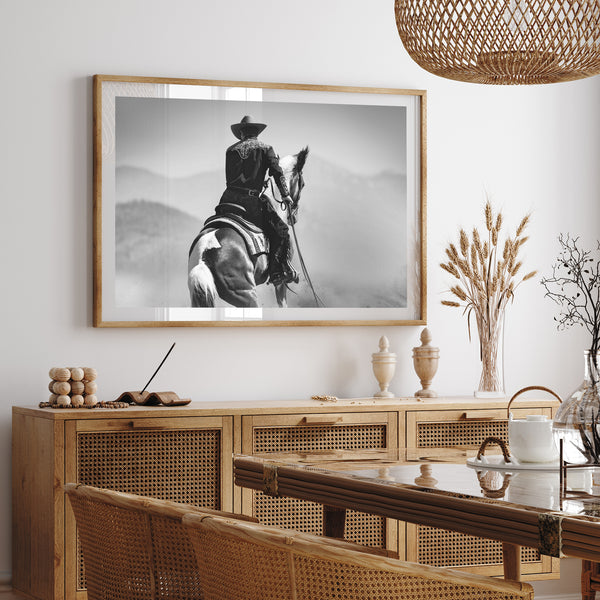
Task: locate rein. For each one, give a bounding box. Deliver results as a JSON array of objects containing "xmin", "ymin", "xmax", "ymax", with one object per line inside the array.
[
  {"xmin": 286, "ymin": 204, "xmax": 324, "ymax": 308},
  {"xmin": 267, "ymin": 178, "xmax": 324, "ymax": 308}
]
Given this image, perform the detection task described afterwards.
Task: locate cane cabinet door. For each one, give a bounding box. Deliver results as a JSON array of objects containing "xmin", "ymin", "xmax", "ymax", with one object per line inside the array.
[
  {"xmin": 239, "ymin": 411, "xmax": 400, "ymax": 555},
  {"xmin": 405, "ymin": 406, "xmax": 559, "ymax": 580},
  {"xmin": 63, "ymin": 415, "xmax": 233, "ymax": 600}
]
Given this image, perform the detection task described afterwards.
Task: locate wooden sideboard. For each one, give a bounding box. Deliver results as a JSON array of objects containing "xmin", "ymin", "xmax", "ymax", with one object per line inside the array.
[{"xmin": 12, "ymin": 396, "xmax": 560, "ymax": 600}]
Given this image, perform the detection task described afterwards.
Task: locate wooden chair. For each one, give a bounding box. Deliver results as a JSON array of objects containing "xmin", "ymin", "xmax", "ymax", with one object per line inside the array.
[
  {"xmin": 182, "ymin": 513, "xmax": 535, "ymax": 600},
  {"xmin": 582, "ymin": 560, "xmax": 600, "ymax": 600},
  {"xmin": 64, "ymin": 483, "xmax": 256, "ymax": 600}
]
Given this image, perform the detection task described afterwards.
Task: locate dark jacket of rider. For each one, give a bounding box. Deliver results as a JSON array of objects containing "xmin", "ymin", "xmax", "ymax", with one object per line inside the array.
[
  {"xmin": 217, "ymin": 137, "xmax": 290, "ymax": 230},
  {"xmin": 225, "ymin": 137, "xmax": 290, "ymax": 198}
]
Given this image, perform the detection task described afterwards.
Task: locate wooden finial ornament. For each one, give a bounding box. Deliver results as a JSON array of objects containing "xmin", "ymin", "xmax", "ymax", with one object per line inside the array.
[
  {"xmin": 372, "ymin": 336, "xmax": 397, "ymax": 398},
  {"xmin": 412, "ymin": 328, "xmax": 439, "ymax": 398}
]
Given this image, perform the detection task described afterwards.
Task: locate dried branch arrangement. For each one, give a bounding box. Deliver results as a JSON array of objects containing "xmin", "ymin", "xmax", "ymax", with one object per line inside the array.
[
  {"xmin": 440, "ymin": 201, "xmax": 536, "ymax": 392},
  {"xmin": 541, "ymin": 234, "xmax": 600, "ymax": 385}
]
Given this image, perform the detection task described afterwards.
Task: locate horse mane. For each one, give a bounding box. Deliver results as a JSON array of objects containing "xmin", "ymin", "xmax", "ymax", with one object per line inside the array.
[
  {"xmin": 280, "ymin": 147, "xmax": 309, "ymax": 176},
  {"xmin": 295, "ymin": 146, "xmax": 309, "ymax": 173}
]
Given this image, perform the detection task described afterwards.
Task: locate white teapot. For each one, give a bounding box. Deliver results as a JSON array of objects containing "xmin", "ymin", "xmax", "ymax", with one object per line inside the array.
[{"xmin": 507, "ymin": 386, "xmax": 562, "ymax": 463}]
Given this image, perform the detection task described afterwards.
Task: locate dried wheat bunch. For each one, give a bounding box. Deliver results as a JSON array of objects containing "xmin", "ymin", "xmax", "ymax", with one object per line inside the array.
[{"xmin": 440, "ymin": 201, "xmax": 536, "ymax": 348}]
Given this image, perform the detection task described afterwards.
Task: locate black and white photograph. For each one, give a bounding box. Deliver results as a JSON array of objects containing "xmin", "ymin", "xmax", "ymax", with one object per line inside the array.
[{"xmin": 94, "ymin": 77, "xmax": 426, "ymax": 326}]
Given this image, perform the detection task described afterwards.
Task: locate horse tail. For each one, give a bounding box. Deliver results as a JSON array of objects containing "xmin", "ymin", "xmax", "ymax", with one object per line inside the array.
[{"xmin": 188, "ymin": 231, "xmax": 219, "ymax": 307}]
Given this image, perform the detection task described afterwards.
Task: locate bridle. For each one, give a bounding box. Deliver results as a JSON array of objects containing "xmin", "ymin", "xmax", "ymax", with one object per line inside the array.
[
  {"xmin": 269, "ymin": 170, "xmax": 302, "ymax": 217},
  {"xmin": 267, "ymin": 168, "xmax": 323, "ymax": 308}
]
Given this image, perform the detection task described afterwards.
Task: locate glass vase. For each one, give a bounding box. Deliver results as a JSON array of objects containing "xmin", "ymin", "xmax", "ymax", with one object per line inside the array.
[
  {"xmin": 474, "ymin": 313, "xmax": 505, "ymax": 398},
  {"xmin": 553, "ymin": 350, "xmax": 600, "ymax": 464}
]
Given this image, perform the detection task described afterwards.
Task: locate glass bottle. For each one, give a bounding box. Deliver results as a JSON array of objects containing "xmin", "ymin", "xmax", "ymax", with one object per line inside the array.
[{"xmin": 553, "ymin": 350, "xmax": 600, "ymax": 464}]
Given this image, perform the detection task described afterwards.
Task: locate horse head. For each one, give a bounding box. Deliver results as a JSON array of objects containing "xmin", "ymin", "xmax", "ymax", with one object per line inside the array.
[{"xmin": 279, "ymin": 146, "xmax": 309, "ymax": 225}]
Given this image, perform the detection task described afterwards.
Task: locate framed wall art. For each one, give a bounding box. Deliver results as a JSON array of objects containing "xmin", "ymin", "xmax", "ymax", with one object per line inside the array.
[{"xmin": 93, "ymin": 75, "xmax": 427, "ymax": 327}]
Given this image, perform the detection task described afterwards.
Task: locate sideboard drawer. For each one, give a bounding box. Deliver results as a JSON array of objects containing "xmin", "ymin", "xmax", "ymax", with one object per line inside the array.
[
  {"xmin": 406, "ymin": 406, "xmax": 553, "ymax": 448},
  {"xmin": 244, "ymin": 412, "xmax": 396, "ymax": 458},
  {"xmin": 240, "ymin": 412, "xmax": 398, "ymax": 553}
]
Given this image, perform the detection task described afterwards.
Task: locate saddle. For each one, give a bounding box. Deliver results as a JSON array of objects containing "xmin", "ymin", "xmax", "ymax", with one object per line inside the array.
[{"xmin": 200, "ymin": 213, "xmax": 268, "ymax": 258}]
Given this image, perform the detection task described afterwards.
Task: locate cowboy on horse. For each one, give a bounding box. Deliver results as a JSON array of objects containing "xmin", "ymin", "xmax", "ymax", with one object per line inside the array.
[{"xmin": 209, "ymin": 115, "xmax": 299, "ymax": 286}]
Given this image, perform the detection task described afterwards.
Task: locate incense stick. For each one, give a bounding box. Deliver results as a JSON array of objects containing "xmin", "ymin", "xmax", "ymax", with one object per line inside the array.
[{"xmin": 140, "ymin": 342, "xmax": 176, "ymax": 394}]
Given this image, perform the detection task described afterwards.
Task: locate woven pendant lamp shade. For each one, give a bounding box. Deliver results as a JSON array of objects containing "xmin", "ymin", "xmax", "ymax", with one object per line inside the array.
[{"xmin": 395, "ymin": 0, "xmax": 600, "ymax": 84}]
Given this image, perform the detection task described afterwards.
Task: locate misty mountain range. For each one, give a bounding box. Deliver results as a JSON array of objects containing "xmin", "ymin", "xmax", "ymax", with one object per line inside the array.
[{"xmin": 115, "ymin": 154, "xmax": 408, "ymax": 308}]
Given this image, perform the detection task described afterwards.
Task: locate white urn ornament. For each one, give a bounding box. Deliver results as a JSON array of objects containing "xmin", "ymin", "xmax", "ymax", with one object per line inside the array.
[{"xmin": 372, "ymin": 336, "xmax": 397, "ymax": 398}]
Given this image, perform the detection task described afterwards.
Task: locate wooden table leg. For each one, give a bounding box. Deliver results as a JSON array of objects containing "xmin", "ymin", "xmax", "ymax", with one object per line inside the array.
[
  {"xmin": 323, "ymin": 505, "xmax": 346, "ymax": 539},
  {"xmin": 502, "ymin": 543, "xmax": 521, "ymax": 581}
]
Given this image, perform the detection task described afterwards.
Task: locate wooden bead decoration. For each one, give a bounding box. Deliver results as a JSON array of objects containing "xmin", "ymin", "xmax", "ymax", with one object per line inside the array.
[
  {"xmin": 98, "ymin": 401, "xmax": 129, "ymax": 408},
  {"xmin": 46, "ymin": 366, "xmax": 99, "ymax": 409},
  {"xmin": 56, "ymin": 395, "xmax": 71, "ymax": 407},
  {"xmin": 53, "ymin": 381, "xmax": 71, "ymax": 395},
  {"xmin": 53, "ymin": 368, "xmax": 71, "ymax": 382},
  {"xmin": 38, "ymin": 399, "xmax": 128, "ymax": 409},
  {"xmin": 70, "ymin": 380, "xmax": 85, "ymax": 395},
  {"xmin": 70, "ymin": 367, "xmax": 84, "ymax": 382},
  {"xmin": 83, "ymin": 367, "xmax": 97, "ymax": 381},
  {"xmin": 84, "ymin": 381, "xmax": 98, "ymax": 395},
  {"xmin": 84, "ymin": 394, "xmax": 98, "ymax": 407},
  {"xmin": 71, "ymin": 395, "xmax": 84, "ymax": 407}
]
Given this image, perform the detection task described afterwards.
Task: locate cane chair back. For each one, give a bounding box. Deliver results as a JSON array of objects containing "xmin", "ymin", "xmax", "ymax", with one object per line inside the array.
[
  {"xmin": 183, "ymin": 513, "xmax": 535, "ymax": 600},
  {"xmin": 64, "ymin": 483, "xmax": 256, "ymax": 600}
]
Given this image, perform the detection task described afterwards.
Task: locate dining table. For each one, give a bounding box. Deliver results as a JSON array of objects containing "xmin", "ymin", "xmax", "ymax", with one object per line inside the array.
[{"xmin": 233, "ymin": 448, "xmax": 600, "ymax": 582}]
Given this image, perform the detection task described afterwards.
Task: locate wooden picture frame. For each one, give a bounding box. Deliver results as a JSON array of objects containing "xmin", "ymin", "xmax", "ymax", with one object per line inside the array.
[{"xmin": 93, "ymin": 75, "xmax": 427, "ymax": 327}]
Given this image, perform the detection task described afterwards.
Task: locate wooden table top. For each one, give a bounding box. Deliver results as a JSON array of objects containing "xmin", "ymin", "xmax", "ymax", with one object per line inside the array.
[{"xmin": 234, "ymin": 449, "xmax": 600, "ymax": 562}]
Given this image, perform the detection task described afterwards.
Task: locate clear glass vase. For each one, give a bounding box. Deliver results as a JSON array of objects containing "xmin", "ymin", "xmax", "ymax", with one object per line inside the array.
[
  {"xmin": 553, "ymin": 350, "xmax": 600, "ymax": 464},
  {"xmin": 474, "ymin": 313, "xmax": 505, "ymax": 398}
]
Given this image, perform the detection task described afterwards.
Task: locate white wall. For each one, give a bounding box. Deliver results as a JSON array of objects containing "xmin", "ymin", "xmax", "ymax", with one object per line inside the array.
[{"xmin": 2, "ymin": 1, "xmax": 599, "ymax": 596}]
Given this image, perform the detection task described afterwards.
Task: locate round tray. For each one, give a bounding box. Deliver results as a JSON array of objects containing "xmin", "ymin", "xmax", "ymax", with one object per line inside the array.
[{"xmin": 466, "ymin": 455, "xmax": 560, "ymax": 471}]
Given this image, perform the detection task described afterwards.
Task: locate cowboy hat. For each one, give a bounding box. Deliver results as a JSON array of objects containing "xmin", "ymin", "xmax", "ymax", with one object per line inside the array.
[{"xmin": 231, "ymin": 115, "xmax": 267, "ymax": 140}]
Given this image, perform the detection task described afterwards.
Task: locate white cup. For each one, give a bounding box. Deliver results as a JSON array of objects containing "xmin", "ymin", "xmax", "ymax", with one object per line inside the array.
[{"xmin": 508, "ymin": 414, "xmax": 559, "ymax": 463}]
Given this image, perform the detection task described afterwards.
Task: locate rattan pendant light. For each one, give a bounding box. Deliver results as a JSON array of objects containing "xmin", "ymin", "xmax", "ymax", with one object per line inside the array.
[{"xmin": 395, "ymin": 0, "xmax": 600, "ymax": 84}]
